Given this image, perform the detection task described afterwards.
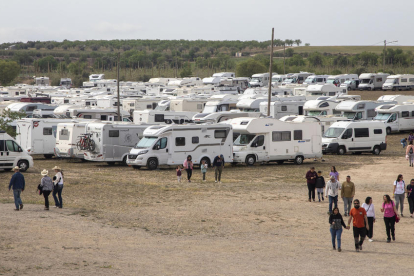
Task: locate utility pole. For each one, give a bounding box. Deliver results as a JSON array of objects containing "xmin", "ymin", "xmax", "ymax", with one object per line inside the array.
[
  {"xmin": 117, "ymin": 52, "xmax": 121, "ymax": 121},
  {"xmin": 283, "ymin": 43, "xmax": 286, "ymax": 74},
  {"xmin": 267, "ymin": 28, "xmax": 274, "ymax": 117},
  {"xmin": 383, "ymin": 40, "xmax": 398, "ymax": 72}
]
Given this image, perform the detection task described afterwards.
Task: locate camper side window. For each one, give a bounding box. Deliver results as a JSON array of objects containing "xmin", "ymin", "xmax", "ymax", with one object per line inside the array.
[
  {"xmin": 6, "ymin": 140, "xmax": 21, "ymax": 152},
  {"xmin": 43, "ymin": 128, "xmax": 53, "ymax": 135},
  {"xmin": 154, "ymin": 137, "xmax": 167, "ymax": 149},
  {"xmin": 214, "ymin": 130, "xmax": 227, "ymax": 138},
  {"xmin": 84, "ymin": 115, "xmax": 92, "ymax": 119},
  {"xmin": 272, "ymin": 131, "xmax": 291, "ymax": 142},
  {"xmin": 0, "ymin": 140, "xmax": 4, "ymax": 151},
  {"xmin": 60, "ymin": 129, "xmax": 69, "ymax": 140},
  {"xmin": 281, "ymin": 106, "xmax": 287, "ymax": 111},
  {"xmin": 176, "ymin": 137, "xmax": 185, "ymax": 146},
  {"xmin": 192, "ymin": 137, "xmax": 199, "ymax": 144},
  {"xmin": 401, "ymin": 111, "xmax": 409, "ymax": 118},
  {"xmin": 251, "ymin": 135, "xmax": 264, "ymax": 147},
  {"xmin": 374, "ymin": 129, "xmax": 383, "ymax": 134},
  {"xmin": 109, "ymin": 130, "xmax": 119, "ymax": 137},
  {"xmin": 154, "ymin": 114, "xmax": 165, "ymax": 122},
  {"xmin": 354, "ymin": 128, "xmax": 369, "ymax": 138},
  {"xmin": 342, "ymin": 129, "xmax": 352, "ymax": 139},
  {"xmin": 294, "ymin": 130, "xmax": 303, "ymax": 140}
]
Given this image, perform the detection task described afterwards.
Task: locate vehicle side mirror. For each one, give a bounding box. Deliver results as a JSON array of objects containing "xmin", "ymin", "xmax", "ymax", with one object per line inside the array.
[{"xmin": 342, "ymin": 134, "xmax": 348, "ymax": 139}]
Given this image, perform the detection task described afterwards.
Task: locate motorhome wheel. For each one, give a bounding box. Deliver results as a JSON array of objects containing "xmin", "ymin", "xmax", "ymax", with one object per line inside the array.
[
  {"xmin": 122, "ymin": 156, "xmax": 127, "ymax": 166},
  {"xmin": 386, "ymin": 127, "xmax": 391, "ymax": 135},
  {"xmin": 367, "ymin": 87, "xmax": 371, "ymax": 91},
  {"xmin": 294, "ymin": 156, "xmax": 304, "ymax": 165},
  {"xmin": 147, "ymin": 158, "xmax": 158, "ymax": 170},
  {"xmin": 245, "ymin": 155, "xmax": 256, "ymax": 166},
  {"xmin": 337, "ymin": 146, "xmax": 346, "ymax": 155},
  {"xmin": 372, "ymin": 146, "xmax": 381, "ymax": 155},
  {"xmin": 17, "ymin": 161, "xmax": 29, "ymax": 172}
]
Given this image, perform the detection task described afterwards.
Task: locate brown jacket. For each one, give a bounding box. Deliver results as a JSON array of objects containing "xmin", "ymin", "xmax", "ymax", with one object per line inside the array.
[{"xmin": 341, "ymin": 181, "xmax": 355, "ymax": 198}]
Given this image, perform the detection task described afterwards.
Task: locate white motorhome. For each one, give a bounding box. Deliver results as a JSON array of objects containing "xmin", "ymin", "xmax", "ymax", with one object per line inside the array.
[
  {"xmin": 259, "ymin": 97, "xmax": 307, "ymax": 119},
  {"xmin": 133, "ymin": 110, "xmax": 196, "ymax": 124},
  {"xmin": 0, "ymin": 130, "xmax": 34, "ymax": 172},
  {"xmin": 322, "ymin": 121, "xmax": 387, "ymax": 155},
  {"xmin": 230, "ymin": 117, "xmax": 322, "ymax": 165},
  {"xmin": 219, "ymin": 77, "xmax": 250, "ymax": 92},
  {"xmin": 213, "ymin": 72, "xmax": 236, "ymax": 78},
  {"xmin": 83, "ymin": 122, "xmax": 150, "ymax": 165},
  {"xmin": 202, "ymin": 95, "xmax": 240, "ymax": 113},
  {"xmin": 374, "ymin": 103, "xmax": 414, "ymax": 134},
  {"xmin": 122, "ymin": 98, "xmax": 161, "ymax": 114},
  {"xmin": 6, "ymin": 102, "xmax": 57, "ymax": 117},
  {"xmin": 377, "ymin": 95, "xmax": 414, "ymax": 105},
  {"xmin": 35, "ymin": 77, "xmax": 50, "ymax": 86},
  {"xmin": 236, "ymin": 97, "xmax": 273, "ymax": 112},
  {"xmin": 271, "ymin": 74, "xmax": 289, "ymax": 86},
  {"xmin": 382, "ymin": 75, "xmax": 414, "ymax": 91},
  {"xmin": 304, "ymin": 100, "xmax": 342, "ymax": 116},
  {"xmin": 327, "ymin": 74, "xmax": 359, "ymax": 87},
  {"xmin": 15, "ymin": 118, "xmax": 77, "ymax": 158},
  {"xmin": 55, "ymin": 121, "xmax": 94, "ymax": 159},
  {"xmin": 126, "ymin": 124, "xmax": 233, "ymax": 170},
  {"xmin": 168, "ymin": 77, "xmax": 203, "ymax": 87},
  {"xmin": 89, "ymin": 74, "xmax": 105, "ymax": 82},
  {"xmin": 304, "ymin": 75, "xmax": 329, "ymax": 86},
  {"xmin": 61, "ymin": 107, "xmax": 130, "ymax": 121},
  {"xmin": 282, "ymin": 72, "xmax": 315, "ymax": 85},
  {"xmin": 335, "ymin": 100, "xmax": 394, "ymax": 120},
  {"xmin": 358, "ymin": 73, "xmax": 389, "ymax": 90},
  {"xmin": 340, "ymin": 79, "xmax": 361, "ymax": 91},
  {"xmin": 304, "ymin": 84, "xmax": 347, "ymax": 99},
  {"xmin": 280, "ymin": 115, "xmax": 348, "ymax": 134},
  {"xmin": 169, "ymin": 98, "xmax": 208, "ymax": 112},
  {"xmin": 249, "ymin": 73, "xmax": 273, "ymax": 87},
  {"xmin": 192, "ymin": 111, "xmax": 261, "ymax": 124}
]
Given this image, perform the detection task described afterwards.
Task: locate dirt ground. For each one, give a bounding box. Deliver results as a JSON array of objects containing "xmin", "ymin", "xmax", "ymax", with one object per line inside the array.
[{"xmin": 1, "ymin": 90, "xmax": 414, "ymax": 275}]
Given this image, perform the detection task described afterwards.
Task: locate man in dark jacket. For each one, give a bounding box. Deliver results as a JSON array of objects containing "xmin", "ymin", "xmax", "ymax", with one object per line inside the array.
[
  {"xmin": 212, "ymin": 154, "xmax": 225, "ymax": 183},
  {"xmin": 315, "ymin": 171, "xmax": 326, "ymax": 202},
  {"xmin": 305, "ymin": 167, "xmax": 317, "ymax": 202},
  {"xmin": 9, "ymin": 166, "xmax": 25, "ymax": 211}
]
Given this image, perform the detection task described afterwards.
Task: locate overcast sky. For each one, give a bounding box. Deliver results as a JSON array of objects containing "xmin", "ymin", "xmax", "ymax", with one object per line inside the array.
[{"xmin": 1, "ymin": 0, "xmax": 412, "ymax": 46}]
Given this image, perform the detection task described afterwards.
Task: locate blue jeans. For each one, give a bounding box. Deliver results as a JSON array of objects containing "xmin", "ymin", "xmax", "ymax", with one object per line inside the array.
[
  {"xmin": 330, "ymin": 228, "xmax": 343, "ymax": 249},
  {"xmin": 328, "ymin": 195, "xmax": 338, "ymax": 214},
  {"xmin": 402, "ymin": 141, "xmax": 407, "ymax": 148},
  {"xmin": 53, "ymin": 184, "xmax": 63, "ymax": 208},
  {"xmin": 13, "ymin": 189, "xmax": 23, "ymax": 209}
]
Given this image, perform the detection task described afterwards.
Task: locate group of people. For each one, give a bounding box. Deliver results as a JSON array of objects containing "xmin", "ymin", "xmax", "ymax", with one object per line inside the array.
[
  {"xmin": 177, "ymin": 154, "xmax": 225, "ymax": 183},
  {"xmin": 8, "ymin": 165, "xmax": 64, "ymax": 211},
  {"xmin": 306, "ymin": 166, "xmax": 409, "ymax": 252}
]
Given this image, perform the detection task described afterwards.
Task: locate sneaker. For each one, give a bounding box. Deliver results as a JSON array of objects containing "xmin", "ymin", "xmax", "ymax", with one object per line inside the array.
[
  {"xmin": 359, "ymin": 245, "xmax": 362, "ymax": 251},
  {"xmin": 54, "ymin": 206, "xmax": 58, "ymax": 208},
  {"xmin": 44, "ymin": 207, "xmax": 49, "ymax": 210},
  {"xmin": 215, "ymin": 180, "xmax": 217, "ymax": 183},
  {"xmin": 322, "ymin": 197, "xmax": 324, "ymax": 201},
  {"xmin": 318, "ymin": 199, "xmax": 321, "ymax": 202},
  {"xmin": 392, "ymin": 235, "xmax": 395, "ymax": 241},
  {"xmin": 369, "ymin": 239, "xmax": 373, "ymax": 242},
  {"xmin": 308, "ymin": 199, "xmax": 311, "ymax": 202},
  {"xmin": 14, "ymin": 208, "xmax": 19, "ymax": 211},
  {"xmin": 322, "ymin": 159, "xmax": 325, "ymax": 162},
  {"xmin": 19, "ymin": 204, "xmax": 23, "ymax": 210},
  {"xmin": 355, "ymin": 248, "xmax": 359, "ymax": 252},
  {"xmin": 387, "ymin": 239, "xmax": 391, "ymax": 243},
  {"xmin": 333, "ymin": 247, "xmax": 336, "ymax": 250},
  {"xmin": 401, "ymin": 213, "xmax": 403, "ymax": 217},
  {"xmin": 338, "ymin": 248, "xmax": 341, "ymax": 252}
]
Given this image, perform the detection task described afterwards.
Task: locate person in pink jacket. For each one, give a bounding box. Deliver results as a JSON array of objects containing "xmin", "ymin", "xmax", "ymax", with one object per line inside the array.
[{"xmin": 183, "ymin": 155, "xmax": 193, "ymax": 182}]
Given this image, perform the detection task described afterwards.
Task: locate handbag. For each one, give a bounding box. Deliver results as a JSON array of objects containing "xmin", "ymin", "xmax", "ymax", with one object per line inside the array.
[
  {"xmin": 393, "ymin": 201, "xmax": 400, "ymax": 223},
  {"xmin": 37, "ymin": 184, "xmax": 43, "ymax": 195}
]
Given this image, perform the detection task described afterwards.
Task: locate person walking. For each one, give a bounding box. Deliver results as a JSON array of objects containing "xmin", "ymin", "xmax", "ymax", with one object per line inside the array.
[
  {"xmin": 407, "ymin": 179, "xmax": 414, "ymax": 218},
  {"xmin": 305, "ymin": 167, "xmax": 317, "ymax": 202},
  {"xmin": 200, "ymin": 160, "xmax": 208, "ymax": 182},
  {"xmin": 329, "ymin": 207, "xmax": 347, "ymax": 252},
  {"xmin": 406, "ymin": 141, "xmax": 414, "ymax": 167},
  {"xmin": 8, "ymin": 166, "xmax": 25, "ymax": 211},
  {"xmin": 401, "ymin": 138, "xmax": 407, "ymax": 148},
  {"xmin": 341, "ymin": 175, "xmax": 355, "ymax": 217},
  {"xmin": 315, "ymin": 171, "xmax": 325, "ymax": 202},
  {"xmin": 380, "ymin": 194, "xmax": 400, "ymax": 243},
  {"xmin": 325, "ymin": 175, "xmax": 340, "ymax": 214},
  {"xmin": 393, "ymin": 174, "xmax": 405, "ymax": 216},
  {"xmin": 408, "ymin": 132, "xmax": 414, "ymax": 143},
  {"xmin": 183, "ymin": 155, "xmax": 193, "ymax": 182},
  {"xmin": 347, "ymin": 199, "xmax": 369, "ymax": 252},
  {"xmin": 40, "ymin": 169, "xmax": 53, "ymax": 210},
  {"xmin": 212, "ymin": 154, "xmax": 225, "ymax": 183},
  {"xmin": 52, "ymin": 166, "xmax": 64, "ymax": 208},
  {"xmin": 362, "ymin": 197, "xmax": 375, "ymax": 242},
  {"xmin": 176, "ymin": 166, "xmax": 182, "ymax": 183},
  {"xmin": 329, "ymin": 166, "xmax": 339, "ymax": 182}
]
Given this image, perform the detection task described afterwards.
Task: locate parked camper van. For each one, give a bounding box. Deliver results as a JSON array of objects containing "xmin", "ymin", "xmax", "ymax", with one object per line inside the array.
[
  {"xmin": 133, "ymin": 110, "xmax": 196, "ymax": 124},
  {"xmin": 6, "ymin": 102, "xmax": 57, "ymax": 117},
  {"xmin": 335, "ymin": 100, "xmax": 393, "ymax": 120},
  {"xmin": 322, "ymin": 121, "xmax": 387, "ymax": 155},
  {"xmin": 126, "ymin": 124, "xmax": 233, "ymax": 170},
  {"xmin": 0, "ymin": 130, "xmax": 34, "ymax": 172},
  {"xmin": 282, "ymin": 72, "xmax": 315, "ymax": 85},
  {"xmin": 358, "ymin": 73, "xmax": 389, "ymax": 90},
  {"xmin": 305, "ymin": 84, "xmax": 347, "ymax": 99},
  {"xmin": 15, "ymin": 118, "xmax": 77, "ymax": 158},
  {"xmin": 377, "ymin": 95, "xmax": 414, "ymax": 104},
  {"xmin": 271, "ymin": 74, "xmax": 288, "ymax": 86},
  {"xmin": 230, "ymin": 117, "xmax": 322, "ymax": 165},
  {"xmin": 304, "ymin": 75, "xmax": 329, "ymax": 86},
  {"xmin": 327, "ymin": 74, "xmax": 358, "ymax": 87},
  {"xmin": 374, "ymin": 103, "xmax": 414, "ymax": 134},
  {"xmin": 382, "ymin": 75, "xmax": 414, "ymax": 91},
  {"xmin": 192, "ymin": 111, "xmax": 261, "ymax": 124},
  {"xmin": 83, "ymin": 122, "xmax": 150, "ymax": 165},
  {"xmin": 340, "ymin": 79, "xmax": 361, "ymax": 91},
  {"xmin": 65, "ymin": 107, "xmax": 130, "ymax": 121},
  {"xmin": 304, "ymin": 100, "xmax": 342, "ymax": 116},
  {"xmin": 249, "ymin": 73, "xmax": 273, "ymax": 87},
  {"xmin": 259, "ymin": 97, "xmax": 306, "ymax": 119},
  {"xmin": 280, "ymin": 115, "xmax": 347, "ymax": 134},
  {"xmin": 202, "ymin": 95, "xmax": 239, "ymax": 113},
  {"xmin": 55, "ymin": 121, "xmax": 93, "ymax": 159}
]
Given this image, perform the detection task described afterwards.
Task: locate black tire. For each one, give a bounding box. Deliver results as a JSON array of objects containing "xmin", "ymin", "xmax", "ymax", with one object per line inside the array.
[
  {"xmin": 17, "ymin": 160, "xmax": 29, "ymax": 172},
  {"xmin": 44, "ymin": 154, "xmax": 54, "ymax": 159},
  {"xmin": 147, "ymin": 158, "xmax": 158, "ymax": 170},
  {"xmin": 373, "ymin": 146, "xmax": 381, "ymax": 155},
  {"xmin": 386, "ymin": 127, "xmax": 391, "ymax": 135},
  {"xmin": 122, "ymin": 156, "xmax": 128, "ymax": 166},
  {"xmin": 88, "ymin": 140, "xmax": 96, "ymax": 152},
  {"xmin": 245, "ymin": 155, "xmax": 256, "ymax": 166},
  {"xmin": 200, "ymin": 157, "xmax": 211, "ymax": 168},
  {"xmin": 294, "ymin": 156, "xmax": 304, "ymax": 165},
  {"xmin": 277, "ymin": 160, "xmax": 284, "ymax": 165},
  {"xmin": 337, "ymin": 146, "xmax": 346, "ymax": 155},
  {"xmin": 107, "ymin": 162, "xmax": 115, "ymax": 166},
  {"xmin": 132, "ymin": 165, "xmax": 141, "ymax": 169},
  {"xmin": 367, "ymin": 87, "xmax": 371, "ymax": 91},
  {"xmin": 392, "ymin": 87, "xmax": 396, "ymax": 91}
]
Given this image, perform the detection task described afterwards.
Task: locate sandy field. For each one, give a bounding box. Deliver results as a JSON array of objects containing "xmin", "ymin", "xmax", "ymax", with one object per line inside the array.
[{"xmin": 1, "ymin": 90, "xmax": 414, "ymax": 275}]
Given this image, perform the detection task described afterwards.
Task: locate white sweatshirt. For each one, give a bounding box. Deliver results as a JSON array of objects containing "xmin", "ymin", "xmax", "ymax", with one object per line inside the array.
[{"xmin": 362, "ymin": 203, "xmax": 375, "ymax": 219}]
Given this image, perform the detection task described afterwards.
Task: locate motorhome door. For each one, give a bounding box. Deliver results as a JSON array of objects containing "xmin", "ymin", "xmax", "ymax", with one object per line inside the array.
[
  {"xmin": 153, "ymin": 137, "xmax": 168, "ymax": 164},
  {"xmin": 0, "ymin": 139, "xmax": 14, "ymax": 167},
  {"xmin": 250, "ymin": 135, "xmax": 267, "ymax": 161},
  {"xmin": 387, "ymin": 113, "xmax": 398, "ymax": 131}
]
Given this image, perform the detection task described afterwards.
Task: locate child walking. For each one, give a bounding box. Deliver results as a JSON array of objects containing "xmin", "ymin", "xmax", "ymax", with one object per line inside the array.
[
  {"xmin": 176, "ymin": 166, "xmax": 182, "ymax": 183},
  {"xmin": 315, "ymin": 171, "xmax": 326, "ymax": 202},
  {"xmin": 200, "ymin": 160, "xmax": 208, "ymax": 182}
]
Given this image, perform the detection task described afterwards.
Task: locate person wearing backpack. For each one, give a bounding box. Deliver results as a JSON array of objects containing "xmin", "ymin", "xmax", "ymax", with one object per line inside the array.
[
  {"xmin": 325, "ymin": 175, "xmax": 341, "ymax": 215},
  {"xmin": 406, "ymin": 141, "xmax": 414, "ymax": 167}
]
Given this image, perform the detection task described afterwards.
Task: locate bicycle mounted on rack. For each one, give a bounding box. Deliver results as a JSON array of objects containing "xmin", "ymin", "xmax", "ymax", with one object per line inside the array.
[{"xmin": 76, "ymin": 133, "xmax": 96, "ymax": 152}]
